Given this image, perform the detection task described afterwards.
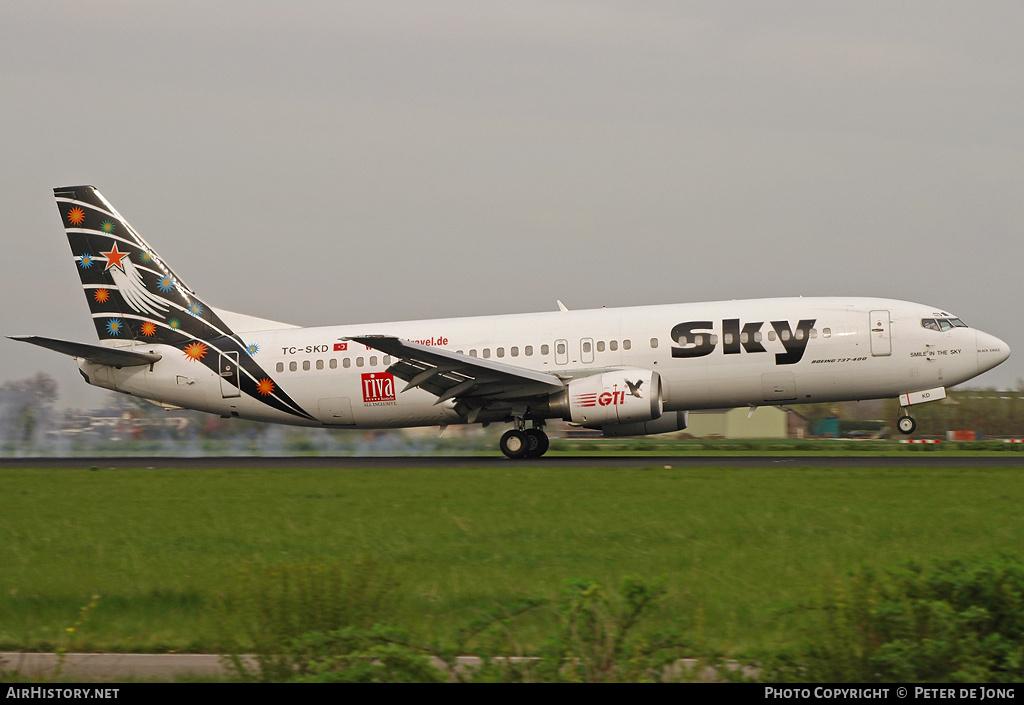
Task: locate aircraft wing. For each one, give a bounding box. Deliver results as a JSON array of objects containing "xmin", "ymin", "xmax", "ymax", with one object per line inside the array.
[
  {"xmin": 345, "ymin": 335, "xmax": 565, "ymax": 403},
  {"xmin": 9, "ymin": 335, "xmax": 162, "ymax": 367}
]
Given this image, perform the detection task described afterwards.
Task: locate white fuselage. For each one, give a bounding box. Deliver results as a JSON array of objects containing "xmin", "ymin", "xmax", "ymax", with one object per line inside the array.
[{"xmin": 81, "ymin": 296, "xmax": 1009, "ymax": 429}]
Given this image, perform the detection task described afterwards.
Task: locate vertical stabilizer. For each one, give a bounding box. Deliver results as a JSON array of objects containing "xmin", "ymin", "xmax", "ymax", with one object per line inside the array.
[
  {"xmin": 55, "ymin": 185, "xmax": 227, "ymax": 346},
  {"xmin": 54, "ymin": 186, "xmax": 314, "ymax": 421}
]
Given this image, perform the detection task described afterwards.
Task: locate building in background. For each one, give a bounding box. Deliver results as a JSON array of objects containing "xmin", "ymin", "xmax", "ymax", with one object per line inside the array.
[{"xmin": 685, "ymin": 407, "xmax": 810, "ymax": 440}]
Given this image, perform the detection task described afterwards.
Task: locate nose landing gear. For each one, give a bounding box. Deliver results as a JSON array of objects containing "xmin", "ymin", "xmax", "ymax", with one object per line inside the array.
[{"xmin": 897, "ymin": 410, "xmax": 917, "ymax": 435}]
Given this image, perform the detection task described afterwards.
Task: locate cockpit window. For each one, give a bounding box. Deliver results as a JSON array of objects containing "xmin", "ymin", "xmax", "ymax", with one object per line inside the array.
[{"xmin": 922, "ymin": 317, "xmax": 968, "ymax": 331}]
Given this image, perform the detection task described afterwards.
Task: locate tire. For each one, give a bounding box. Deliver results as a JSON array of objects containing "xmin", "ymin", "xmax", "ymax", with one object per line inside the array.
[
  {"xmin": 524, "ymin": 429, "xmax": 550, "ymax": 458},
  {"xmin": 500, "ymin": 429, "xmax": 529, "ymax": 459},
  {"xmin": 897, "ymin": 416, "xmax": 916, "ymax": 435}
]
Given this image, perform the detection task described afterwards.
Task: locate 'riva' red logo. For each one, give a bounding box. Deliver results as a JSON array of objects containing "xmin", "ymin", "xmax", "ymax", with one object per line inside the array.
[{"xmin": 361, "ymin": 372, "xmax": 396, "ymax": 403}]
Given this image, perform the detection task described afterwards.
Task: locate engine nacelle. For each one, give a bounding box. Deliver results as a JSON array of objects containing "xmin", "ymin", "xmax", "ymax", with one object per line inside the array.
[
  {"xmin": 601, "ymin": 411, "xmax": 689, "ymax": 437},
  {"xmin": 554, "ymin": 369, "xmax": 663, "ymax": 426}
]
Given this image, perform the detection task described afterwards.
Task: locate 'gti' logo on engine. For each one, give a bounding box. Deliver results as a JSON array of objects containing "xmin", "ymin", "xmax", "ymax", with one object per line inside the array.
[
  {"xmin": 574, "ymin": 391, "xmax": 628, "ymax": 408},
  {"xmin": 361, "ymin": 372, "xmax": 396, "ymax": 403}
]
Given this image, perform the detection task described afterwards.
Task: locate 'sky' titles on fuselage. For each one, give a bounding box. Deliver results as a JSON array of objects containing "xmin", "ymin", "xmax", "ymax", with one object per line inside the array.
[{"xmin": 670, "ymin": 319, "xmax": 817, "ymax": 365}]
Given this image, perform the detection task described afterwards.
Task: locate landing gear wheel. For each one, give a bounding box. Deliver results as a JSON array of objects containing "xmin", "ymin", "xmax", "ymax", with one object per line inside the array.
[
  {"xmin": 500, "ymin": 429, "xmax": 529, "ymax": 459},
  {"xmin": 524, "ymin": 428, "xmax": 550, "ymax": 458},
  {"xmin": 898, "ymin": 416, "xmax": 916, "ymax": 435}
]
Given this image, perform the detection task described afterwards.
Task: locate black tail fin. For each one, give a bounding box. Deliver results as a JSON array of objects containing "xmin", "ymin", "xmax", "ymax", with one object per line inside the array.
[
  {"xmin": 54, "ymin": 186, "xmax": 315, "ymax": 421},
  {"xmin": 55, "ymin": 186, "xmax": 232, "ymax": 347}
]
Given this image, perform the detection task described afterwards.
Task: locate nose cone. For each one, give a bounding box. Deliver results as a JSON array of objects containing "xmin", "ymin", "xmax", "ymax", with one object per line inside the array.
[{"xmin": 977, "ymin": 331, "xmax": 1011, "ymax": 374}]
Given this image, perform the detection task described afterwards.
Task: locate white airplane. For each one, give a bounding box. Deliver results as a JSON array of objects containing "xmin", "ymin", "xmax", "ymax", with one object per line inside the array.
[{"xmin": 11, "ymin": 186, "xmax": 1011, "ymax": 457}]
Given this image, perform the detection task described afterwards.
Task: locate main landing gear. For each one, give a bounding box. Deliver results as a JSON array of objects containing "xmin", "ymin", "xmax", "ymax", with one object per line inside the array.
[{"xmin": 499, "ymin": 421, "xmax": 550, "ymax": 459}]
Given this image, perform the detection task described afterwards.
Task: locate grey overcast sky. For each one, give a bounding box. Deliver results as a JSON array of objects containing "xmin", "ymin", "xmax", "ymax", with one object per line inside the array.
[{"xmin": 2, "ymin": 1, "xmax": 1022, "ymax": 409}]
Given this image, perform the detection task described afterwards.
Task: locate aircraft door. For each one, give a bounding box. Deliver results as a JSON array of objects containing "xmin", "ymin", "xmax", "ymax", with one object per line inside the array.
[
  {"xmin": 869, "ymin": 310, "xmax": 892, "ymax": 356},
  {"xmin": 555, "ymin": 339, "xmax": 569, "ymax": 366},
  {"xmin": 219, "ymin": 351, "xmax": 241, "ymax": 398},
  {"xmin": 581, "ymin": 338, "xmax": 594, "ymax": 364},
  {"xmin": 762, "ymin": 371, "xmax": 797, "ymax": 401},
  {"xmin": 319, "ymin": 397, "xmax": 355, "ymax": 425}
]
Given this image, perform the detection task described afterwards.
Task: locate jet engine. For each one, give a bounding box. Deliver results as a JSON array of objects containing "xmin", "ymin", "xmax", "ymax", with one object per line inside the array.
[
  {"xmin": 549, "ymin": 369, "xmax": 663, "ymax": 426},
  {"xmin": 601, "ymin": 410, "xmax": 689, "ymax": 437}
]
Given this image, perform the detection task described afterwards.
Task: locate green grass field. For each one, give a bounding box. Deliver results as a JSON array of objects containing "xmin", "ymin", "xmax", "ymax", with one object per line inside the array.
[{"xmin": 1, "ymin": 463, "xmax": 1022, "ymax": 655}]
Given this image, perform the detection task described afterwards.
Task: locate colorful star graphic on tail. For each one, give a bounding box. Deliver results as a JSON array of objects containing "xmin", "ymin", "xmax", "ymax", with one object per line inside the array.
[
  {"xmin": 183, "ymin": 342, "xmax": 208, "ymax": 362},
  {"xmin": 67, "ymin": 207, "xmax": 85, "ymax": 225},
  {"xmin": 101, "ymin": 243, "xmax": 129, "ymax": 273},
  {"xmin": 257, "ymin": 378, "xmax": 275, "ymax": 396}
]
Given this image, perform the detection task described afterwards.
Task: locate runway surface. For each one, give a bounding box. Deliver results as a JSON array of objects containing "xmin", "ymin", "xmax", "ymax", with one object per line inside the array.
[{"xmin": 2, "ymin": 454, "xmax": 1023, "ymax": 469}]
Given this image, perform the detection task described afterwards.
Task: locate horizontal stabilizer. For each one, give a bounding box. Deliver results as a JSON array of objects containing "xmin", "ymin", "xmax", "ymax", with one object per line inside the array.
[{"xmin": 8, "ymin": 336, "xmax": 161, "ymax": 367}]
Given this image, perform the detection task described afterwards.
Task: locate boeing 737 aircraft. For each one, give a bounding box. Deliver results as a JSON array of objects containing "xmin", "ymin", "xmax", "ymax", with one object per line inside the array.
[{"xmin": 11, "ymin": 186, "xmax": 1011, "ymax": 457}]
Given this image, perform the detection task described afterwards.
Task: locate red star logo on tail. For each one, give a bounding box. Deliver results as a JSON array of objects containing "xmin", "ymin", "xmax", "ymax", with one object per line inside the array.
[{"xmin": 101, "ymin": 243, "xmax": 129, "ymax": 273}]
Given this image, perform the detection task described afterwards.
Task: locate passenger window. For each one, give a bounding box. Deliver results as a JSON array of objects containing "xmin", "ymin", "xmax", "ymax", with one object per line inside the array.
[
  {"xmin": 582, "ymin": 341, "xmax": 592, "ymax": 353},
  {"xmin": 525, "ymin": 345, "xmax": 533, "ymax": 356},
  {"xmin": 330, "ymin": 359, "xmax": 337, "ymax": 369},
  {"xmin": 277, "ymin": 362, "xmax": 284, "ymax": 373},
  {"xmin": 370, "ymin": 356, "xmax": 378, "ymax": 366},
  {"xmin": 541, "ymin": 344, "xmax": 550, "ymax": 355},
  {"xmin": 470, "ymin": 349, "xmax": 478, "ymax": 357},
  {"xmin": 823, "ymin": 328, "xmax": 831, "ymax": 338},
  {"xmin": 497, "ymin": 347, "xmax": 505, "ymax": 358},
  {"xmin": 650, "ymin": 338, "xmax": 659, "ymax": 348},
  {"xmin": 609, "ymin": 340, "xmax": 618, "ymax": 351},
  {"xmin": 302, "ymin": 360, "xmax": 310, "ymax": 371},
  {"xmin": 597, "ymin": 341, "xmax": 605, "ymax": 352},
  {"xmin": 754, "ymin": 332, "xmax": 763, "ymax": 343},
  {"xmin": 511, "ymin": 346, "xmax": 519, "ymax": 357},
  {"xmin": 316, "ymin": 359, "xmax": 324, "ymax": 370},
  {"xmin": 724, "ymin": 334, "xmax": 734, "ymax": 345},
  {"xmin": 623, "ymin": 340, "xmax": 631, "ymax": 350},
  {"xmin": 483, "ymin": 348, "xmax": 491, "ymax": 359},
  {"xmin": 768, "ymin": 331, "xmax": 777, "ymax": 342},
  {"xmin": 780, "ymin": 330, "xmax": 790, "ymax": 342},
  {"xmin": 344, "ymin": 358, "xmax": 351, "ymax": 368},
  {"xmin": 289, "ymin": 361, "xmax": 297, "ymax": 372},
  {"xmin": 384, "ymin": 356, "xmax": 391, "ymax": 365},
  {"xmin": 556, "ymin": 342, "xmax": 566, "ymax": 355},
  {"xmin": 356, "ymin": 357, "xmax": 364, "ymax": 367}
]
